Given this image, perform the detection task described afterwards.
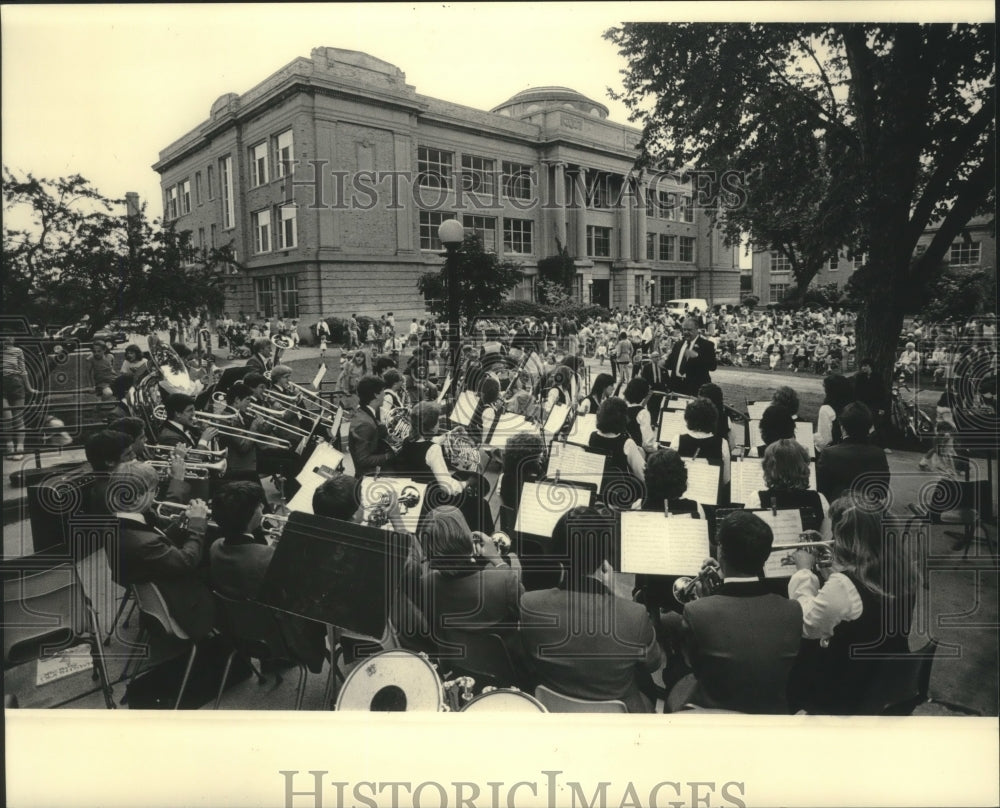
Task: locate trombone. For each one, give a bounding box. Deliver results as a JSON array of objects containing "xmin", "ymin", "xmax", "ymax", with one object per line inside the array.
[
  {"xmin": 146, "ymin": 458, "xmax": 228, "ymax": 479},
  {"xmin": 192, "ymin": 413, "xmax": 293, "ymax": 449},
  {"xmin": 146, "ymin": 444, "xmax": 228, "ymax": 463}
]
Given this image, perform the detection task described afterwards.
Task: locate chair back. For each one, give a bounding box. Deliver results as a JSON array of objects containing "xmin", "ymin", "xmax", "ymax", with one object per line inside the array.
[
  {"xmin": 534, "ymin": 684, "xmax": 627, "ymax": 714},
  {"xmin": 1, "ymin": 558, "xmax": 89, "ymax": 667},
  {"xmin": 212, "ymin": 591, "xmax": 293, "ymax": 662},
  {"xmin": 857, "ymin": 639, "xmax": 939, "ymax": 716},
  {"xmin": 132, "ymin": 581, "xmax": 197, "ymax": 641},
  {"xmin": 438, "ymin": 631, "xmax": 520, "ymax": 688}
]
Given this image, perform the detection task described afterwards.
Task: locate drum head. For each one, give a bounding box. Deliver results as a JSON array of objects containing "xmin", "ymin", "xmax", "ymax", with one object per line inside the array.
[
  {"xmin": 460, "ymin": 689, "xmax": 547, "ymax": 713},
  {"xmin": 336, "ymin": 649, "xmax": 443, "ymax": 712}
]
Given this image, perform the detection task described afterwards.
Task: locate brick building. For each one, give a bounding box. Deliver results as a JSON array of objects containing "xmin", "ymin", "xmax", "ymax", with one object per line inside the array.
[
  {"xmin": 153, "ymin": 47, "xmax": 740, "ymax": 324},
  {"xmin": 749, "ymin": 215, "xmax": 996, "ymax": 305}
]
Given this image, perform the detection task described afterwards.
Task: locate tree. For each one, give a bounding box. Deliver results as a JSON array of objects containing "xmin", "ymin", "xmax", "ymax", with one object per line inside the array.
[
  {"xmin": 2, "ymin": 167, "xmax": 234, "ymax": 330},
  {"xmin": 536, "ymin": 239, "xmax": 577, "ymax": 304},
  {"xmin": 606, "ymin": 23, "xmax": 995, "ymax": 394},
  {"xmin": 416, "ymin": 233, "xmax": 524, "ymax": 321}
]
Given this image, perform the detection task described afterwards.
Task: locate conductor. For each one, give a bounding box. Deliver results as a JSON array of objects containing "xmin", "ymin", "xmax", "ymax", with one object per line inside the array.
[{"xmin": 665, "ymin": 317, "xmax": 717, "ymax": 397}]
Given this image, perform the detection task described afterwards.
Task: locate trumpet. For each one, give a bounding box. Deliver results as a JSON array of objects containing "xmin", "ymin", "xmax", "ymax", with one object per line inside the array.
[
  {"xmin": 672, "ymin": 561, "xmax": 724, "ymax": 604},
  {"xmin": 261, "ymin": 514, "xmax": 288, "ymax": 541},
  {"xmin": 192, "ymin": 414, "xmax": 292, "ymax": 449},
  {"xmin": 146, "ymin": 444, "xmax": 228, "ymax": 463},
  {"xmin": 146, "ymin": 458, "xmax": 228, "ymax": 479},
  {"xmin": 776, "ymin": 540, "xmax": 834, "ymax": 569},
  {"xmin": 473, "ymin": 531, "xmax": 512, "ymax": 554},
  {"xmin": 362, "ymin": 485, "xmax": 421, "ymax": 527},
  {"xmin": 151, "ymin": 500, "xmax": 210, "ymax": 521}
]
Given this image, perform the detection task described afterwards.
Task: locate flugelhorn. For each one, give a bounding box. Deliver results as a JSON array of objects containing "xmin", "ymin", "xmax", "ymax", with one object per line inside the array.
[
  {"xmin": 146, "ymin": 458, "xmax": 227, "ymax": 479},
  {"xmin": 672, "ymin": 561, "xmax": 723, "ymax": 604}
]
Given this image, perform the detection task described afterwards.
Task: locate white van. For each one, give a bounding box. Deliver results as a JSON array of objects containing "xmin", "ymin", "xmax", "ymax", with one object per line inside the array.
[{"xmin": 665, "ymin": 299, "xmax": 710, "ymax": 318}]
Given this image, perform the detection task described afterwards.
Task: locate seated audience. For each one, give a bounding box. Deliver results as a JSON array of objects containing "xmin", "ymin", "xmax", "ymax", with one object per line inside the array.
[
  {"xmin": 519, "ymin": 507, "xmax": 663, "ymax": 713},
  {"xmin": 665, "ymin": 510, "xmax": 803, "ymax": 713}
]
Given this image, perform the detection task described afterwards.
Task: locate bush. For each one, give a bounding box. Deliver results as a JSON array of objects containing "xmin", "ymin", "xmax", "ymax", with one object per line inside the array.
[
  {"xmin": 496, "ymin": 301, "xmax": 612, "ymax": 321},
  {"xmin": 742, "ymin": 295, "xmax": 760, "ymax": 309}
]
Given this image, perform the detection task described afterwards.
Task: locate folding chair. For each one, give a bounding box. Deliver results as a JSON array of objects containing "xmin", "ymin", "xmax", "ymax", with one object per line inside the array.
[
  {"xmin": 857, "ymin": 639, "xmax": 940, "ymax": 716},
  {"xmin": 534, "ymin": 684, "xmax": 627, "ymax": 714},
  {"xmin": 435, "ymin": 632, "xmax": 526, "ymax": 691},
  {"xmin": 1, "ymin": 553, "xmax": 115, "ymax": 708}
]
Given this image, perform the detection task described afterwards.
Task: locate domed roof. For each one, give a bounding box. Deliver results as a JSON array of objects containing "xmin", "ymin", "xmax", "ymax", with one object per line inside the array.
[{"xmin": 491, "ymin": 86, "xmax": 609, "ymax": 119}]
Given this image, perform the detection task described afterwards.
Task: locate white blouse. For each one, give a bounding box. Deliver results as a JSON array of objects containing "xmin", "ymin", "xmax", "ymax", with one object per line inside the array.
[
  {"xmin": 788, "ymin": 569, "xmax": 863, "ymax": 645},
  {"xmin": 814, "ymin": 404, "xmax": 837, "ymax": 452}
]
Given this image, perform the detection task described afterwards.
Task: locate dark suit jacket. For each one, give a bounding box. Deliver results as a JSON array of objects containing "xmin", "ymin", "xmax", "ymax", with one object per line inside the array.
[
  {"xmin": 664, "ymin": 335, "xmax": 717, "ymax": 396},
  {"xmin": 209, "ymin": 534, "xmax": 326, "ymax": 673},
  {"xmin": 680, "ymin": 579, "xmax": 802, "ymax": 713},
  {"xmin": 520, "ymin": 580, "xmax": 663, "ymax": 712},
  {"xmin": 348, "ymin": 407, "xmax": 394, "ymax": 477},
  {"xmin": 218, "ymin": 412, "xmax": 258, "ymax": 473},
  {"xmin": 640, "ymin": 361, "xmax": 671, "ymax": 419},
  {"xmin": 816, "ymin": 438, "xmax": 891, "ymax": 503},
  {"xmin": 109, "ymin": 516, "xmax": 215, "ymax": 638},
  {"xmin": 157, "ymin": 421, "xmax": 201, "ymax": 449},
  {"xmin": 245, "ymin": 354, "xmax": 270, "ymax": 374}
]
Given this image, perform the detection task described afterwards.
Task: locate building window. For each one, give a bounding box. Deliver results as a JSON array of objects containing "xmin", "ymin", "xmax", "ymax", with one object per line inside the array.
[
  {"xmin": 195, "ymin": 172, "xmax": 202, "ymax": 206},
  {"xmin": 463, "ymin": 214, "xmax": 497, "ymax": 251},
  {"xmin": 460, "ymin": 155, "xmax": 495, "ymax": 195},
  {"xmin": 827, "ymin": 256, "xmax": 839, "ymax": 270},
  {"xmin": 210, "ymin": 224, "xmax": 217, "ymax": 249},
  {"xmin": 250, "ymin": 142, "xmax": 269, "ymax": 187},
  {"xmin": 646, "ymin": 233, "xmax": 655, "ymax": 260},
  {"xmin": 646, "ymin": 189, "xmax": 657, "ymax": 218},
  {"xmin": 276, "ymin": 205, "xmax": 297, "ymax": 250},
  {"xmin": 207, "ymin": 165, "xmax": 214, "ymax": 200},
  {"xmin": 588, "ymin": 173, "xmax": 612, "ymax": 209},
  {"xmin": 659, "ymin": 276, "xmax": 676, "ymax": 304},
  {"xmin": 634, "ymin": 276, "xmax": 643, "ymax": 305},
  {"xmin": 769, "ymin": 251, "xmax": 791, "ymax": 272},
  {"xmin": 220, "ymin": 156, "xmax": 234, "ymax": 229},
  {"xmin": 255, "ymin": 278, "xmax": 275, "ymax": 319},
  {"xmin": 680, "ymin": 277, "xmax": 695, "ymax": 298},
  {"xmin": 679, "ymin": 194, "xmax": 694, "ymax": 223},
  {"xmin": 739, "ymin": 273, "xmax": 752, "ymax": 301},
  {"xmin": 848, "ymin": 252, "xmax": 866, "ymax": 270},
  {"xmin": 197, "ymin": 227, "xmax": 205, "ymax": 254},
  {"xmin": 276, "ymin": 275, "xmax": 299, "ymax": 318},
  {"xmin": 587, "ymin": 225, "xmax": 612, "ymax": 258},
  {"xmin": 769, "ymin": 283, "xmax": 788, "ymax": 304},
  {"xmin": 418, "ymin": 146, "xmax": 453, "ymax": 189},
  {"xmin": 679, "ymin": 236, "xmax": 695, "ymax": 263},
  {"xmin": 274, "ymin": 130, "xmax": 294, "ymax": 178},
  {"xmin": 166, "ymin": 186, "xmax": 178, "ymax": 220},
  {"xmin": 503, "ymin": 218, "xmax": 533, "ymax": 255},
  {"xmin": 660, "ymin": 191, "xmax": 676, "ymax": 220},
  {"xmin": 180, "ymin": 180, "xmax": 191, "ymax": 215},
  {"xmin": 502, "ymin": 161, "xmax": 533, "ymax": 202},
  {"xmin": 419, "ymin": 210, "xmax": 456, "ymax": 251},
  {"xmin": 659, "ymin": 234, "xmax": 675, "ymax": 262},
  {"xmin": 252, "ymin": 209, "xmax": 271, "ymax": 254},
  {"xmin": 948, "ymin": 241, "xmax": 981, "ymax": 267}
]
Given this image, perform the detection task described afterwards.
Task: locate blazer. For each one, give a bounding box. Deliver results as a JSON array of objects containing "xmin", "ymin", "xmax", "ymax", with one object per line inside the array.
[
  {"xmin": 664, "ymin": 335, "xmax": 717, "ymax": 396},
  {"xmin": 218, "ymin": 411, "xmax": 258, "ymax": 473},
  {"xmin": 679, "ymin": 579, "xmax": 802, "ymax": 713},
  {"xmin": 209, "ymin": 534, "xmax": 327, "ymax": 673},
  {"xmin": 245, "ymin": 353, "xmax": 271, "ymax": 374},
  {"xmin": 815, "ymin": 438, "xmax": 891, "ymax": 503},
  {"xmin": 520, "ymin": 580, "xmax": 663, "ymax": 713},
  {"xmin": 156, "ymin": 421, "xmax": 202, "ymax": 449},
  {"xmin": 348, "ymin": 406, "xmax": 394, "ymax": 477},
  {"xmin": 109, "ymin": 515, "xmax": 215, "ymax": 638}
]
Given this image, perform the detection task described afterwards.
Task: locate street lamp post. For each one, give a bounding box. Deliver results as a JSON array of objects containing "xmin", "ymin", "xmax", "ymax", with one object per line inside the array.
[{"xmin": 437, "ymin": 218, "xmax": 465, "ymax": 382}]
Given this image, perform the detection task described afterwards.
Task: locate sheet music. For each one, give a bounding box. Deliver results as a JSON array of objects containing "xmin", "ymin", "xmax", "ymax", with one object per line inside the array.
[
  {"xmin": 546, "ymin": 442, "xmax": 607, "ymax": 493},
  {"xmin": 359, "ymin": 477, "xmax": 428, "ymax": 534},
  {"xmin": 565, "ymin": 413, "xmax": 597, "ymax": 446},
  {"xmin": 795, "ymin": 421, "xmax": 815, "ymax": 458},
  {"xmin": 753, "ymin": 509, "xmax": 804, "ymax": 578},
  {"xmin": 295, "ymin": 441, "xmax": 345, "ymax": 484},
  {"xmin": 311, "ymin": 363, "xmax": 327, "ymax": 389},
  {"xmin": 809, "ymin": 462, "xmax": 817, "ymax": 490},
  {"xmin": 683, "ymin": 458, "xmax": 720, "ymax": 505},
  {"xmin": 748, "ymin": 419, "xmax": 763, "ymax": 453},
  {"xmin": 731, "ymin": 457, "xmax": 767, "ymax": 504},
  {"xmin": 515, "ymin": 480, "xmax": 592, "ymax": 537},
  {"xmin": 286, "ymin": 478, "xmax": 323, "ymax": 514},
  {"xmin": 620, "ymin": 511, "xmax": 708, "ymax": 575},
  {"xmin": 483, "ymin": 412, "xmax": 540, "ymax": 449},
  {"xmin": 449, "ymin": 390, "xmax": 479, "ymax": 426},
  {"xmin": 436, "ymin": 374, "xmax": 452, "ymax": 403},
  {"xmin": 746, "ymin": 400, "xmax": 770, "ymax": 420},
  {"xmin": 658, "ymin": 411, "xmax": 687, "ymax": 443},
  {"xmin": 329, "ymin": 407, "xmax": 343, "ymax": 442},
  {"xmin": 543, "ymin": 403, "xmax": 570, "ymax": 436}
]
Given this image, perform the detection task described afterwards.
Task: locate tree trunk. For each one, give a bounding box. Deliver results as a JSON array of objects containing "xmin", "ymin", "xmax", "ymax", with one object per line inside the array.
[{"xmin": 854, "ymin": 296, "xmax": 904, "ymax": 406}]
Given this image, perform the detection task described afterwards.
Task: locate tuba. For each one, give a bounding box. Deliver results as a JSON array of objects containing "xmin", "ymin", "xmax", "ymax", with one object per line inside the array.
[{"xmin": 128, "ymin": 341, "xmax": 203, "ymax": 440}]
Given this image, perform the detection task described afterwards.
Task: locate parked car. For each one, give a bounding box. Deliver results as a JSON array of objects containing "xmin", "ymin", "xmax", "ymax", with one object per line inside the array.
[{"xmin": 665, "ymin": 298, "xmax": 710, "ymax": 318}]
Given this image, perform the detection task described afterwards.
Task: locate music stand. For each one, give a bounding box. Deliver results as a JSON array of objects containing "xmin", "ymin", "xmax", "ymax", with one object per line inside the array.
[{"xmin": 257, "ymin": 511, "xmax": 409, "ymax": 639}]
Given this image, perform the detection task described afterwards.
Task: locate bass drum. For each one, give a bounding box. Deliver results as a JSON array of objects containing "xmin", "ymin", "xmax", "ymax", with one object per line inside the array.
[
  {"xmin": 460, "ymin": 688, "xmax": 547, "ymax": 713},
  {"xmin": 336, "ymin": 649, "xmax": 444, "ymax": 712}
]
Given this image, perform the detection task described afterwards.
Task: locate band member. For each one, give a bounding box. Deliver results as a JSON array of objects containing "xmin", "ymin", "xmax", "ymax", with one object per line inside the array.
[
  {"xmin": 664, "ymin": 317, "xmax": 717, "ymax": 396},
  {"xmin": 467, "ymin": 376, "xmax": 502, "ymax": 445},
  {"xmin": 639, "ymin": 350, "xmax": 671, "ymax": 420},
  {"xmin": 242, "ymin": 372, "xmax": 269, "ymax": 404},
  {"xmin": 245, "ymin": 337, "xmax": 273, "ymax": 374},
  {"xmin": 157, "ymin": 394, "xmax": 218, "ymax": 450},
  {"xmin": 624, "ymin": 378, "xmax": 656, "ymax": 453},
  {"xmin": 348, "ymin": 375, "xmax": 398, "ymax": 477},
  {"xmin": 217, "ymin": 381, "xmax": 264, "ymax": 482},
  {"xmin": 380, "ymin": 369, "xmax": 407, "ymax": 423}
]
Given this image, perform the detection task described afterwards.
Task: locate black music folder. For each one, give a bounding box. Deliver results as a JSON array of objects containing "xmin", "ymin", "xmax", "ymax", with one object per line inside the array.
[{"xmin": 258, "ymin": 511, "xmax": 409, "ymax": 638}]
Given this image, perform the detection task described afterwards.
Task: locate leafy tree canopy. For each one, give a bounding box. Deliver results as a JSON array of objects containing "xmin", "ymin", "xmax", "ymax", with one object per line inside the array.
[{"xmin": 2, "ymin": 167, "xmax": 235, "ymax": 330}]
